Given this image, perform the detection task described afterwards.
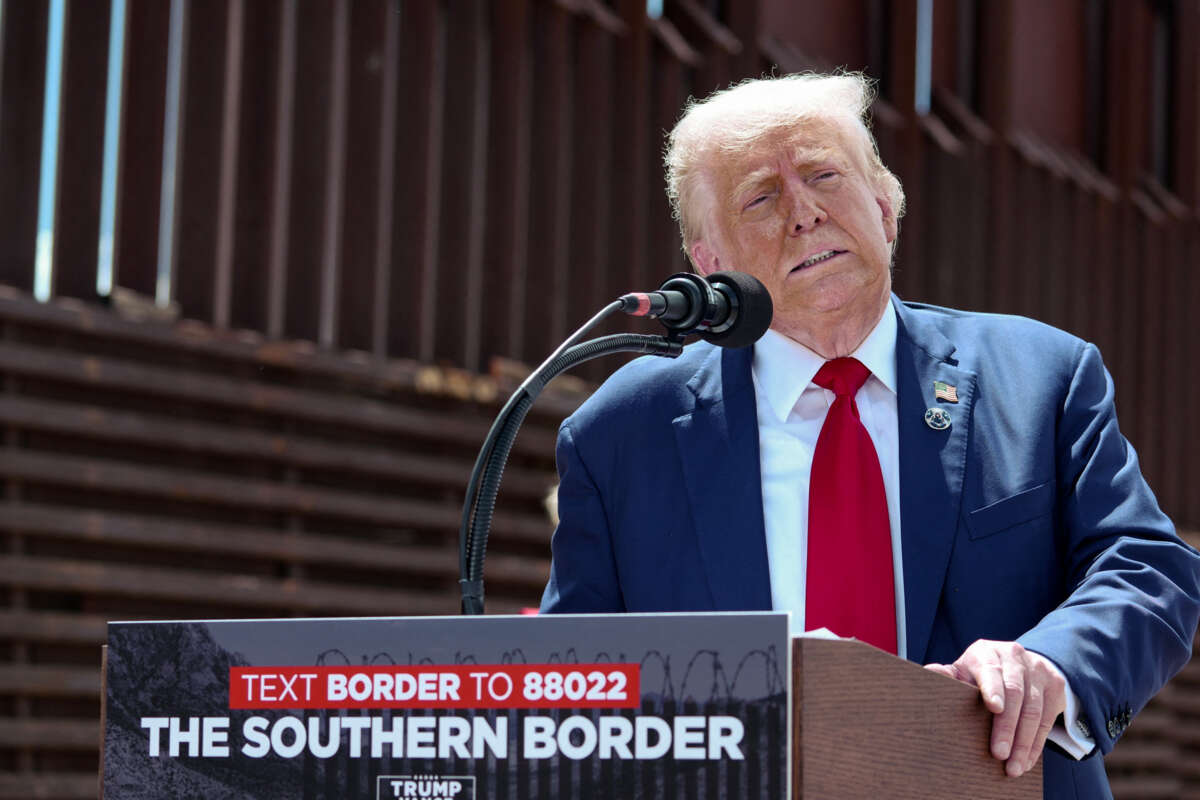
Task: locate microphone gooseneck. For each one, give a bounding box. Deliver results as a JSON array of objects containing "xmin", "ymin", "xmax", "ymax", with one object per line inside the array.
[{"xmin": 460, "ymin": 271, "xmax": 773, "ymax": 615}]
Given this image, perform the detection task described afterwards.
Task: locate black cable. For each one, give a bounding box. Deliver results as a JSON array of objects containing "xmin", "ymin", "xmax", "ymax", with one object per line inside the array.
[
  {"xmin": 458, "ymin": 302, "xmax": 624, "ymax": 601},
  {"xmin": 459, "ymin": 332, "xmax": 683, "ymax": 614}
]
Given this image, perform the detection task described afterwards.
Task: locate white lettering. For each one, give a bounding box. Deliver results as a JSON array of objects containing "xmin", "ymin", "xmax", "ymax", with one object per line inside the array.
[
  {"xmin": 473, "ymin": 715, "xmax": 507, "ymax": 758},
  {"xmin": 672, "ymin": 716, "xmax": 706, "ymax": 759},
  {"xmin": 348, "ymin": 674, "xmax": 372, "ymax": 701},
  {"xmin": 488, "ymin": 673, "xmax": 513, "ymax": 701},
  {"xmin": 708, "ymin": 716, "xmax": 744, "ymax": 759},
  {"xmin": 307, "ymin": 716, "xmax": 339, "ymax": 759},
  {"xmin": 241, "ymin": 716, "xmax": 270, "ymax": 758},
  {"xmin": 523, "ymin": 716, "xmax": 556, "ymax": 758},
  {"xmin": 341, "ymin": 716, "xmax": 371, "ymax": 757},
  {"xmin": 557, "ymin": 716, "xmax": 597, "ymax": 760},
  {"xmin": 634, "ymin": 717, "xmax": 671, "ymax": 759},
  {"xmin": 270, "ymin": 716, "xmax": 306, "ymax": 758},
  {"xmin": 407, "ymin": 717, "xmax": 436, "ymax": 758},
  {"xmin": 439, "ymin": 673, "xmax": 461, "ymax": 701},
  {"xmin": 201, "ymin": 717, "xmax": 230, "ymax": 757},
  {"xmin": 168, "ymin": 716, "xmax": 200, "ymax": 757},
  {"xmin": 598, "ymin": 716, "xmax": 633, "ymax": 759},
  {"xmin": 395, "ymin": 673, "xmax": 417, "ymax": 700},
  {"xmin": 277, "ymin": 673, "xmax": 300, "ymax": 702},
  {"xmin": 140, "ymin": 717, "xmax": 169, "ymax": 757},
  {"xmin": 371, "ymin": 716, "xmax": 404, "ymax": 758},
  {"xmin": 438, "ymin": 716, "xmax": 471, "ymax": 759}
]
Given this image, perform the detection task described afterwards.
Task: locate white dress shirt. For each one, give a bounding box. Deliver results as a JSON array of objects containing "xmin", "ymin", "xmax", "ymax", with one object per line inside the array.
[
  {"xmin": 752, "ymin": 303, "xmax": 906, "ymax": 652},
  {"xmin": 750, "ymin": 303, "xmax": 1093, "ymax": 758}
]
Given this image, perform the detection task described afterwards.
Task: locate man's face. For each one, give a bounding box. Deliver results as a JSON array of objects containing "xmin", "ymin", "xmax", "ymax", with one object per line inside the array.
[{"xmin": 690, "ymin": 118, "xmax": 897, "ymax": 353}]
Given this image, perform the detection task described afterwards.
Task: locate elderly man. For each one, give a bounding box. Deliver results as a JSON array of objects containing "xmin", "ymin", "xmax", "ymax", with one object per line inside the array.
[{"xmin": 540, "ymin": 73, "xmax": 1200, "ymax": 798}]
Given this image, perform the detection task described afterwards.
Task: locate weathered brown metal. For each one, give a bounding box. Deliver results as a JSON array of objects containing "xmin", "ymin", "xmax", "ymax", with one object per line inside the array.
[
  {"xmin": 0, "ymin": 610, "xmax": 107, "ymax": 644},
  {"xmin": 213, "ymin": 0, "xmax": 245, "ymax": 330},
  {"xmin": 568, "ymin": 15, "xmax": 616, "ymax": 375},
  {"xmin": 282, "ymin": 0, "xmax": 334, "ymax": 343},
  {"xmin": 52, "ymin": 0, "xmax": 112, "ymax": 302},
  {"xmin": 370, "ymin": 0, "xmax": 402, "ymax": 359},
  {"xmin": 173, "ymin": 0, "xmax": 232, "ymax": 324},
  {"xmin": 0, "ymin": 395, "xmax": 552, "ymax": 499},
  {"xmin": 113, "ymin": 0, "xmax": 171, "ymax": 300},
  {"xmin": 0, "ymin": 553, "xmax": 454, "ymax": 615},
  {"xmin": 391, "ymin": 0, "xmax": 445, "ymax": 363},
  {"xmin": 317, "ymin": 0, "xmax": 351, "ymax": 349},
  {"xmin": 0, "ymin": 503, "xmax": 549, "ymax": 585},
  {"xmin": 0, "ymin": 719, "xmax": 99, "ymax": 749},
  {"xmin": 335, "ymin": 0, "xmax": 391, "ymax": 354},
  {"xmin": 0, "ymin": 339, "xmax": 558, "ymax": 456},
  {"xmin": 612, "ymin": 0, "xmax": 653, "ymax": 321},
  {"xmin": 0, "ymin": 0, "xmax": 49, "ymax": 294},
  {"xmin": 483, "ymin": 0, "xmax": 534, "ymax": 364},
  {"xmin": 266, "ymin": 0, "xmax": 296, "ymax": 338},
  {"xmin": 0, "ymin": 664, "xmax": 99, "ymax": 697},
  {"xmin": 525, "ymin": 1, "xmax": 574, "ymax": 359},
  {"xmin": 1178, "ymin": 2, "xmax": 1200, "ymax": 205},
  {"xmin": 434, "ymin": 0, "xmax": 490, "ymax": 371}
]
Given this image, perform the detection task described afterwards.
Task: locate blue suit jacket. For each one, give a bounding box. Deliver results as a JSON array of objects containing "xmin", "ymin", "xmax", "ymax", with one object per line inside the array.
[{"xmin": 541, "ymin": 297, "xmax": 1200, "ymax": 799}]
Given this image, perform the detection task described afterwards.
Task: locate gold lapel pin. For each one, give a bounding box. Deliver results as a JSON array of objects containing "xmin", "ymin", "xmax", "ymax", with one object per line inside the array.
[{"xmin": 925, "ymin": 407, "xmax": 952, "ymax": 431}]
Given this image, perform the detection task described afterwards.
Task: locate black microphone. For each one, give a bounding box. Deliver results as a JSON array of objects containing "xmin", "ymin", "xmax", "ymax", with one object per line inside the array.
[{"xmin": 618, "ymin": 271, "xmax": 773, "ymax": 349}]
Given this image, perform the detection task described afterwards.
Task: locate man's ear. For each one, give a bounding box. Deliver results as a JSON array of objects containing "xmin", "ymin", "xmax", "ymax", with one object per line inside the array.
[
  {"xmin": 689, "ymin": 240, "xmax": 721, "ymax": 276},
  {"xmin": 877, "ymin": 196, "xmax": 898, "ymax": 243}
]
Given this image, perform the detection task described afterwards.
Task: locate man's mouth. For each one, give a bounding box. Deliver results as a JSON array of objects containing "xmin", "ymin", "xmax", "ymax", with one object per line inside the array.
[{"xmin": 792, "ymin": 249, "xmax": 846, "ymax": 272}]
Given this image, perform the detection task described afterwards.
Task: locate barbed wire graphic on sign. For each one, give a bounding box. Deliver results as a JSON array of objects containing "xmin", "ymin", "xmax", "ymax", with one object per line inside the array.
[
  {"xmin": 301, "ymin": 646, "xmax": 784, "ymax": 700},
  {"xmin": 729, "ymin": 645, "xmax": 787, "ymax": 697},
  {"xmin": 500, "ymin": 649, "xmax": 528, "ymax": 664},
  {"xmin": 546, "ymin": 648, "xmax": 581, "ymax": 665},
  {"xmin": 678, "ymin": 650, "xmax": 728, "ymax": 703},
  {"xmin": 315, "ymin": 649, "xmax": 351, "ymax": 666},
  {"xmin": 639, "ymin": 650, "xmax": 675, "ymax": 701}
]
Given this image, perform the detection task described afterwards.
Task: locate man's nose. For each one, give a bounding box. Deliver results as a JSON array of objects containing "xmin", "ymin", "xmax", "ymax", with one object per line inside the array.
[{"xmin": 785, "ymin": 183, "xmax": 826, "ymax": 234}]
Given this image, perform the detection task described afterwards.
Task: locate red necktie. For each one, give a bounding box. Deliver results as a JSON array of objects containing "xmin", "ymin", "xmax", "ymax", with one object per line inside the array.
[{"xmin": 805, "ymin": 357, "xmax": 897, "ymax": 654}]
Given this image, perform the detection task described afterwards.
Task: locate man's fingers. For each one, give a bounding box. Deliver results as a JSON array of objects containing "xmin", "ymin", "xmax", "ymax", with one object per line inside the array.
[
  {"xmin": 1023, "ymin": 655, "xmax": 1069, "ymax": 772},
  {"xmin": 990, "ymin": 664, "xmax": 1026, "ymax": 762},
  {"xmin": 943, "ymin": 640, "xmax": 1071, "ymax": 777},
  {"xmin": 1025, "ymin": 705, "xmax": 1058, "ymax": 773},
  {"xmin": 924, "ymin": 663, "xmax": 976, "ymax": 684},
  {"xmin": 1006, "ymin": 677, "xmax": 1043, "ymax": 775},
  {"xmin": 974, "ymin": 660, "xmax": 1009, "ymax": 716}
]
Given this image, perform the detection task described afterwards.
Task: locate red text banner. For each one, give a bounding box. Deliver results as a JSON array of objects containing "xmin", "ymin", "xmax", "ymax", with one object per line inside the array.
[{"xmin": 228, "ymin": 664, "xmax": 640, "ymax": 710}]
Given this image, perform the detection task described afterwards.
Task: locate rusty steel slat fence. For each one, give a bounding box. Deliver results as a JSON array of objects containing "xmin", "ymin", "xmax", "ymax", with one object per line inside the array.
[{"xmin": 1, "ymin": 0, "xmax": 1200, "ymax": 797}]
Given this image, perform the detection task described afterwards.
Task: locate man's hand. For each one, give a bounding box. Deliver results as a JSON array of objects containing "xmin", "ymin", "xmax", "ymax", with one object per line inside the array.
[{"xmin": 925, "ymin": 639, "xmax": 1067, "ymax": 777}]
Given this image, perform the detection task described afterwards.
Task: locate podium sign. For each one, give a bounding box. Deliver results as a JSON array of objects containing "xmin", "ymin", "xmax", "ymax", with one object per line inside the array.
[{"xmin": 102, "ymin": 612, "xmax": 789, "ymax": 799}]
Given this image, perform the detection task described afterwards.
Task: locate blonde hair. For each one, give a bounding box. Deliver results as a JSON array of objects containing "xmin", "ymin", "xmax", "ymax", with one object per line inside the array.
[{"xmin": 664, "ymin": 72, "xmax": 905, "ymax": 252}]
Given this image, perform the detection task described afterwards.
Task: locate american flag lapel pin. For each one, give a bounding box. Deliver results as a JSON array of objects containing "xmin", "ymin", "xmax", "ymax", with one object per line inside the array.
[{"xmin": 933, "ymin": 380, "xmax": 959, "ymax": 403}]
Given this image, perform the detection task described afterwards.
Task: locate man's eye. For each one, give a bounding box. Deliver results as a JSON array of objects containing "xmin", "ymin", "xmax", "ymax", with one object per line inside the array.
[
  {"xmin": 814, "ymin": 170, "xmax": 838, "ymax": 181},
  {"xmin": 745, "ymin": 194, "xmax": 770, "ymax": 210}
]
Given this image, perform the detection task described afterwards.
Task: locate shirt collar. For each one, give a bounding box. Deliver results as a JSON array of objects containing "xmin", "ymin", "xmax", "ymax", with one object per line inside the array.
[{"xmin": 752, "ymin": 300, "xmax": 898, "ymax": 423}]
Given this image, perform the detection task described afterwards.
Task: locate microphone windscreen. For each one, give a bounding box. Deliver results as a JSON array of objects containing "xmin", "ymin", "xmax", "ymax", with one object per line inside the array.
[{"xmin": 701, "ymin": 271, "xmax": 773, "ymax": 349}]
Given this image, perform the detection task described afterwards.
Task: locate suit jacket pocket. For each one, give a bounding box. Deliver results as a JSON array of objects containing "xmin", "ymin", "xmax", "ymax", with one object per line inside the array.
[{"xmin": 966, "ymin": 480, "xmax": 1054, "ymax": 540}]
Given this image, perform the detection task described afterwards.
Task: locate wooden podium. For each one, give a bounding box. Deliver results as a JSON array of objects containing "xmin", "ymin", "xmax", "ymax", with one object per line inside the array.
[
  {"xmin": 792, "ymin": 637, "xmax": 1042, "ymax": 799},
  {"xmin": 100, "ymin": 615, "xmax": 1045, "ymax": 799}
]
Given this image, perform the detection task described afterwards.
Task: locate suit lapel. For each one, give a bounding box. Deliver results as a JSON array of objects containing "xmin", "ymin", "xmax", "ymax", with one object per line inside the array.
[
  {"xmin": 673, "ymin": 345, "xmax": 773, "ymax": 610},
  {"xmin": 894, "ymin": 300, "xmax": 977, "ymax": 663}
]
